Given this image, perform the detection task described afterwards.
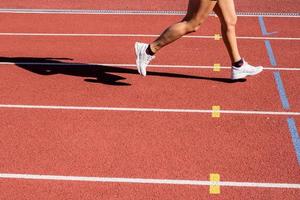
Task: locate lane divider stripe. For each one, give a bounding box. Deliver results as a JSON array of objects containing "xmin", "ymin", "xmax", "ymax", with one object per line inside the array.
[
  {"xmin": 258, "ymin": 16, "xmax": 277, "ymax": 36},
  {"xmin": 287, "ymin": 118, "xmax": 300, "ymax": 165},
  {"xmin": 274, "ymin": 72, "xmax": 290, "ymax": 110},
  {"xmin": 0, "ymin": 9, "xmax": 298, "ymax": 18},
  {"xmin": 0, "ymin": 104, "xmax": 299, "ymax": 116},
  {"xmin": 1, "ymin": 62, "xmax": 300, "ymax": 71},
  {"xmin": 0, "ymin": 173, "xmax": 299, "ymax": 189},
  {"xmin": 259, "ymin": 16, "xmax": 299, "ymax": 166},
  {"xmin": 264, "ymin": 40, "xmax": 277, "ymax": 66},
  {"xmin": 0, "ymin": 32, "xmax": 299, "ymax": 41}
]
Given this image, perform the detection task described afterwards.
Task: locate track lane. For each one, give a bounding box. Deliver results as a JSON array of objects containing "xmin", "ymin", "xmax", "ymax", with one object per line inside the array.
[
  {"xmin": 0, "ymin": 32, "xmax": 298, "ymax": 68},
  {"xmin": 0, "ymin": 62, "xmax": 287, "ymax": 112},
  {"xmin": 0, "ymin": 13, "xmax": 255, "ymax": 37},
  {"xmin": 0, "ymin": 13, "xmax": 299, "ymax": 38},
  {"xmin": 0, "ymin": 35, "xmax": 271, "ymax": 66},
  {"xmin": 263, "ymin": 17, "xmax": 300, "ymax": 38},
  {"xmin": 1, "ymin": 36, "xmax": 299, "ymax": 111},
  {"xmin": 0, "ymin": 110, "xmax": 299, "ymax": 183}
]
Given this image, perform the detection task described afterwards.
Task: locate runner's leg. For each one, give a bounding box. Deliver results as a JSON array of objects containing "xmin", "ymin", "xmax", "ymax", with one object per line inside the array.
[
  {"xmin": 149, "ymin": 0, "xmax": 218, "ymax": 54},
  {"xmin": 213, "ymin": 0, "xmax": 241, "ymax": 63},
  {"xmin": 214, "ymin": 0, "xmax": 263, "ymax": 79}
]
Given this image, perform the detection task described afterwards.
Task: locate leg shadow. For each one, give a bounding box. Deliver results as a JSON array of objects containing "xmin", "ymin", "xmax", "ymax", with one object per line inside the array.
[{"xmin": 0, "ymin": 56, "xmax": 246, "ymax": 86}]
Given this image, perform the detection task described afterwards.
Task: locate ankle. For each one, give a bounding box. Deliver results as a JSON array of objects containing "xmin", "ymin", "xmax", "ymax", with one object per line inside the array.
[
  {"xmin": 146, "ymin": 45, "xmax": 155, "ymax": 56},
  {"xmin": 232, "ymin": 58, "xmax": 244, "ymax": 68}
]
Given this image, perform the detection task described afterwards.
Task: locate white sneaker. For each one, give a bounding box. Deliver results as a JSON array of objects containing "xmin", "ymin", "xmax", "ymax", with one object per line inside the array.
[
  {"xmin": 231, "ymin": 59, "xmax": 263, "ymax": 80},
  {"xmin": 135, "ymin": 42, "xmax": 155, "ymax": 76}
]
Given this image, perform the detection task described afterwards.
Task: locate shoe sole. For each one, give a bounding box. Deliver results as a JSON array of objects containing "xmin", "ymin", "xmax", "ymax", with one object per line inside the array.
[{"xmin": 134, "ymin": 43, "xmax": 141, "ymax": 75}]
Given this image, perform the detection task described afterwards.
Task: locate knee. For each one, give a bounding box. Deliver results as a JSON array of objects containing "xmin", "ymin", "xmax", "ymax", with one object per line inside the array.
[
  {"xmin": 224, "ymin": 15, "xmax": 237, "ymax": 30},
  {"xmin": 183, "ymin": 18, "xmax": 204, "ymax": 33}
]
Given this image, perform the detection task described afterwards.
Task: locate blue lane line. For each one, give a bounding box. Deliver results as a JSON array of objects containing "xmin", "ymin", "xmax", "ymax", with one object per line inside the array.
[
  {"xmin": 259, "ymin": 16, "xmax": 277, "ymax": 67},
  {"xmin": 258, "ymin": 16, "xmax": 268, "ymax": 35},
  {"xmin": 274, "ymin": 72, "xmax": 290, "ymax": 110},
  {"xmin": 287, "ymin": 118, "xmax": 300, "ymax": 165},
  {"xmin": 258, "ymin": 16, "xmax": 277, "ymax": 36},
  {"xmin": 264, "ymin": 40, "xmax": 277, "ymax": 66},
  {"xmin": 259, "ymin": 17, "xmax": 290, "ymax": 110},
  {"xmin": 259, "ymin": 16, "xmax": 290, "ymax": 110},
  {"xmin": 259, "ymin": 16, "xmax": 300, "ymax": 165}
]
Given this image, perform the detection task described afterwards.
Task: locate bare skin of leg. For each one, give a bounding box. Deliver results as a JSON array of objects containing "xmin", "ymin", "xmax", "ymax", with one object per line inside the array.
[
  {"xmin": 148, "ymin": 0, "xmax": 217, "ymax": 54},
  {"xmin": 214, "ymin": 0, "xmax": 241, "ymax": 63}
]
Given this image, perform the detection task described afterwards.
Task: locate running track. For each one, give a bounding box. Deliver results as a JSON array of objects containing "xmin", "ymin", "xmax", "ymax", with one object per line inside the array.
[{"xmin": 0, "ymin": 1, "xmax": 299, "ymax": 199}]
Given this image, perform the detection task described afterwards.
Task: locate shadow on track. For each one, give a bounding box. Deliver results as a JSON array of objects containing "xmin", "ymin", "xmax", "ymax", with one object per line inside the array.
[{"xmin": 0, "ymin": 57, "xmax": 246, "ymax": 86}]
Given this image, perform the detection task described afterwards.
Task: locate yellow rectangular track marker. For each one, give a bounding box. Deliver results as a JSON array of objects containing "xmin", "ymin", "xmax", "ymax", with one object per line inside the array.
[
  {"xmin": 214, "ymin": 34, "xmax": 221, "ymax": 40},
  {"xmin": 209, "ymin": 173, "xmax": 220, "ymax": 194},
  {"xmin": 212, "ymin": 106, "xmax": 221, "ymax": 118},
  {"xmin": 213, "ymin": 63, "xmax": 221, "ymax": 72}
]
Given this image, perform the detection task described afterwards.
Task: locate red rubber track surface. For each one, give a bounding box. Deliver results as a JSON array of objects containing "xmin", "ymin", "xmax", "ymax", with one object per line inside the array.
[
  {"xmin": 0, "ymin": 111, "xmax": 300, "ymax": 199},
  {"xmin": 0, "ymin": 49, "xmax": 300, "ymax": 111},
  {"xmin": 0, "ymin": 0, "xmax": 299, "ymax": 13},
  {"xmin": 0, "ymin": 1, "xmax": 300, "ymax": 200},
  {"xmin": 0, "ymin": 15, "xmax": 299, "ymax": 110},
  {"xmin": 1, "ymin": 13, "xmax": 300, "ymax": 38},
  {"xmin": 1, "ymin": 37, "xmax": 299, "ymax": 111},
  {"xmin": 1, "ymin": 180, "xmax": 299, "ymax": 200}
]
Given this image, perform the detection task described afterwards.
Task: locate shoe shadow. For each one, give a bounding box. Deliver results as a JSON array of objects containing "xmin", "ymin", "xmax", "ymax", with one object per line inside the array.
[{"xmin": 0, "ymin": 57, "xmax": 246, "ymax": 86}]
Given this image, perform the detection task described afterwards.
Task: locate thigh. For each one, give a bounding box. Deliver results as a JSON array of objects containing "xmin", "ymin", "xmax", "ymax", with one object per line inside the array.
[
  {"xmin": 213, "ymin": 0, "xmax": 237, "ymax": 24},
  {"xmin": 185, "ymin": 0, "xmax": 217, "ymax": 21}
]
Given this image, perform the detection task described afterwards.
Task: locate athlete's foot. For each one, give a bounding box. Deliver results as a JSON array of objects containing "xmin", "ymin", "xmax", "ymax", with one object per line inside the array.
[
  {"xmin": 231, "ymin": 59, "xmax": 263, "ymax": 80},
  {"xmin": 135, "ymin": 42, "xmax": 155, "ymax": 76}
]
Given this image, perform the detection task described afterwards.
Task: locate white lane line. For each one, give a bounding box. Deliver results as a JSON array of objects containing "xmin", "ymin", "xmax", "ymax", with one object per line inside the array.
[
  {"xmin": 0, "ymin": 173, "xmax": 299, "ymax": 189},
  {"xmin": 0, "ymin": 9, "xmax": 299, "ymax": 18},
  {"xmin": 0, "ymin": 104, "xmax": 299, "ymax": 116},
  {"xmin": 238, "ymin": 36, "xmax": 300, "ymax": 41},
  {"xmin": 0, "ymin": 32, "xmax": 299, "ymax": 41},
  {"xmin": 1, "ymin": 62, "xmax": 300, "ymax": 71}
]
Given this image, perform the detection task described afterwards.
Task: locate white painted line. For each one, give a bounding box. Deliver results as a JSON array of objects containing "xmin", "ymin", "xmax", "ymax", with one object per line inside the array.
[
  {"xmin": 262, "ymin": 67, "xmax": 300, "ymax": 71},
  {"xmin": 238, "ymin": 36, "xmax": 300, "ymax": 41},
  {"xmin": 1, "ymin": 62, "xmax": 300, "ymax": 71},
  {"xmin": 0, "ymin": 173, "xmax": 299, "ymax": 189},
  {"xmin": 0, "ymin": 9, "xmax": 299, "ymax": 18},
  {"xmin": 0, "ymin": 104, "xmax": 299, "ymax": 116},
  {"xmin": 150, "ymin": 65, "xmax": 300, "ymax": 71},
  {"xmin": 0, "ymin": 62, "xmax": 136, "ymax": 67},
  {"xmin": 0, "ymin": 32, "xmax": 162, "ymax": 38},
  {"xmin": 0, "ymin": 32, "xmax": 299, "ymax": 41}
]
